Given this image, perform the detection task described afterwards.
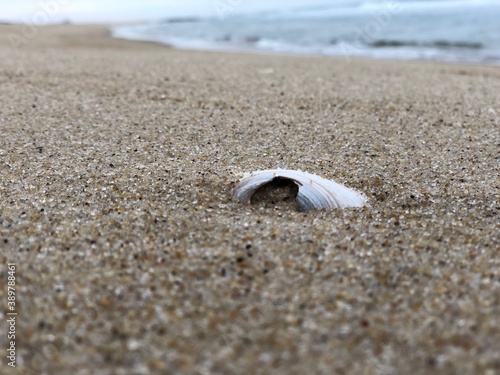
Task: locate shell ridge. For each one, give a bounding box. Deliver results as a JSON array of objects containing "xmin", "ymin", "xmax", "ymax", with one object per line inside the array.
[{"xmin": 233, "ymin": 169, "xmax": 367, "ymax": 211}]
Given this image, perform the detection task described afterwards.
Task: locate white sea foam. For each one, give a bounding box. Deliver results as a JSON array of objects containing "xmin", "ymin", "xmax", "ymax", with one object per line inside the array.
[{"xmin": 111, "ymin": 1, "xmax": 500, "ymax": 65}]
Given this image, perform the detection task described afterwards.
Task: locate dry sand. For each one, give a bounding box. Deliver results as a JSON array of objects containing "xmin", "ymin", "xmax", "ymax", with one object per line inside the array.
[{"xmin": 0, "ymin": 25, "xmax": 499, "ymax": 375}]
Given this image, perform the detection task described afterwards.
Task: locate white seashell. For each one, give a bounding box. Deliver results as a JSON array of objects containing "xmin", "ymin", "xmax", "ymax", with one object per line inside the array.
[{"xmin": 233, "ymin": 169, "xmax": 367, "ymax": 212}]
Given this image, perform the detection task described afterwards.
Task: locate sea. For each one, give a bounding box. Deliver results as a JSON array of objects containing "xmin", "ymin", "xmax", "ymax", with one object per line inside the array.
[{"xmin": 111, "ymin": 0, "xmax": 500, "ymax": 65}]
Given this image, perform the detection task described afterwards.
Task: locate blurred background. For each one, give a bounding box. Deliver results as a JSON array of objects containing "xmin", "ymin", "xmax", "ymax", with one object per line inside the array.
[{"xmin": 1, "ymin": 0, "xmax": 499, "ymax": 64}]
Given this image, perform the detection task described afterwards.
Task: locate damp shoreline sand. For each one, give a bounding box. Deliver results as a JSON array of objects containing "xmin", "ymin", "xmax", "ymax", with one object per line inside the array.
[{"xmin": 0, "ymin": 25, "xmax": 499, "ymax": 374}]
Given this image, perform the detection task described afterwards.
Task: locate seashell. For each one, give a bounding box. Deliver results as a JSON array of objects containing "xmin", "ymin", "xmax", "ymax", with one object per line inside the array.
[{"xmin": 233, "ymin": 169, "xmax": 367, "ymax": 212}]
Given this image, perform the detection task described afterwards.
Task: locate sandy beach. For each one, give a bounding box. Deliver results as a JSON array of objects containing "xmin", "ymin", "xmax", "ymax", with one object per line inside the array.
[{"xmin": 0, "ymin": 25, "xmax": 499, "ymax": 374}]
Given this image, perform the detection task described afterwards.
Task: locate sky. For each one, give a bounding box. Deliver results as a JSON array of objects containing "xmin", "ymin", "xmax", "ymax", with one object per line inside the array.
[{"xmin": 0, "ymin": 0, "xmax": 329, "ymax": 23}]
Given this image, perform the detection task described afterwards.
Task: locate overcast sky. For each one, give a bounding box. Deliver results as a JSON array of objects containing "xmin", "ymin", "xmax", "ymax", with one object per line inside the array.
[{"xmin": 0, "ymin": 0, "xmax": 329, "ymax": 23}]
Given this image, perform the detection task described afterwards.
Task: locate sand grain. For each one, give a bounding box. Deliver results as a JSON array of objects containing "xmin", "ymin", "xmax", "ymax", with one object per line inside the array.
[{"xmin": 0, "ymin": 25, "xmax": 499, "ymax": 375}]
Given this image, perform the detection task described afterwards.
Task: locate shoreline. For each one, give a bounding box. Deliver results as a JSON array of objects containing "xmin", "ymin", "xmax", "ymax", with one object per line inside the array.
[
  {"xmin": 109, "ymin": 21, "xmax": 500, "ymax": 67},
  {"xmin": 2, "ymin": 22, "xmax": 499, "ymax": 67},
  {"xmin": 1, "ymin": 24, "xmax": 499, "ymax": 374}
]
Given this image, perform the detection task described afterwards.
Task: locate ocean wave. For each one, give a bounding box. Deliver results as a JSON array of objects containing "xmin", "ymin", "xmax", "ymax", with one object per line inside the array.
[
  {"xmin": 111, "ymin": 1, "xmax": 500, "ymax": 66},
  {"xmin": 369, "ymin": 40, "xmax": 483, "ymax": 49},
  {"xmin": 261, "ymin": 0, "xmax": 500, "ymax": 20},
  {"xmin": 160, "ymin": 17, "xmax": 200, "ymax": 24}
]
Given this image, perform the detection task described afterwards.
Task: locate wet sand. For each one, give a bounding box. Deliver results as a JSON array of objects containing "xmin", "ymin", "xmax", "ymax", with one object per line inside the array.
[{"xmin": 0, "ymin": 25, "xmax": 499, "ymax": 374}]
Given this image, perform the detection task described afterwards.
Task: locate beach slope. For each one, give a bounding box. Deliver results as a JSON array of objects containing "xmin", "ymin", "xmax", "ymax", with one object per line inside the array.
[{"xmin": 0, "ymin": 25, "xmax": 499, "ymax": 374}]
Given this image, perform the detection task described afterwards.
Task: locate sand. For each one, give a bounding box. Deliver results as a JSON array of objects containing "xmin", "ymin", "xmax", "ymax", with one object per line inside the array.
[{"xmin": 0, "ymin": 25, "xmax": 499, "ymax": 375}]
